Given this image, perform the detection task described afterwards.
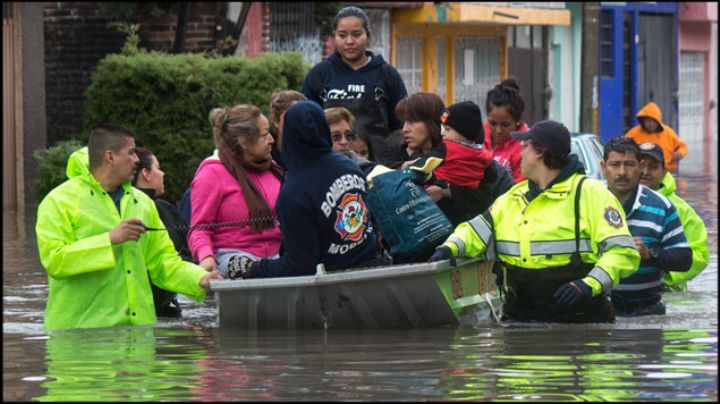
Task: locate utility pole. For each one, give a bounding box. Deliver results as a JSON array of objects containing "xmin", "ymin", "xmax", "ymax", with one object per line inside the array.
[{"xmin": 580, "ymin": 2, "xmax": 600, "ymax": 134}]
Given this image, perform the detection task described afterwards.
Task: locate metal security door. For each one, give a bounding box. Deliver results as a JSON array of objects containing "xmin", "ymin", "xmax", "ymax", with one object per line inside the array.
[
  {"xmin": 637, "ymin": 14, "xmax": 677, "ymax": 129},
  {"xmin": 507, "ymin": 25, "xmax": 547, "ymax": 126},
  {"xmin": 454, "ymin": 37, "xmax": 500, "ymax": 116},
  {"xmin": 678, "ymin": 51, "xmax": 705, "ymax": 173}
]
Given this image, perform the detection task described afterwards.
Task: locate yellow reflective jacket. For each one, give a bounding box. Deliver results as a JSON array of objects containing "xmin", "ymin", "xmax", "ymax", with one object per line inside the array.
[
  {"xmin": 657, "ymin": 172, "xmax": 710, "ymax": 291},
  {"xmin": 36, "ymin": 147, "xmax": 207, "ymax": 330},
  {"xmin": 442, "ymin": 172, "xmax": 640, "ymax": 297}
]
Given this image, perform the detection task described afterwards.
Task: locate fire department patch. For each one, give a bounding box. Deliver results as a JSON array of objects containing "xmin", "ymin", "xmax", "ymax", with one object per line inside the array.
[
  {"xmin": 604, "ymin": 206, "xmax": 623, "ymax": 228},
  {"xmin": 334, "ymin": 193, "xmax": 368, "ymax": 241}
]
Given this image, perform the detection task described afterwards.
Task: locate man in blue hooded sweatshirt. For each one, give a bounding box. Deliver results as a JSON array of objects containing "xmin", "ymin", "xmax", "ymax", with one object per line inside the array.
[{"xmin": 232, "ymin": 101, "xmax": 383, "ymax": 279}]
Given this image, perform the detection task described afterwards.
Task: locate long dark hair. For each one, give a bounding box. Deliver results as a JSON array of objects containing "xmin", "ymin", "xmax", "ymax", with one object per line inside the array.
[
  {"xmin": 132, "ymin": 147, "xmax": 154, "ymax": 186},
  {"xmin": 209, "ymin": 105, "xmax": 283, "ymax": 232},
  {"xmin": 485, "ymin": 77, "xmax": 526, "ymax": 123}
]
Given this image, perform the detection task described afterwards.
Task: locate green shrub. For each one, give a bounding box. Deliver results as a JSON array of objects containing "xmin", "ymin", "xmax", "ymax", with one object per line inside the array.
[
  {"xmin": 33, "ymin": 139, "xmax": 85, "ymax": 201},
  {"xmin": 82, "ymin": 51, "xmax": 309, "ymax": 202}
]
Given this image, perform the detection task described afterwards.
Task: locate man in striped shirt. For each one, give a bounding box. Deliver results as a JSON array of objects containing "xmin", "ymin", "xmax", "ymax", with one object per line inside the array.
[{"xmin": 601, "ymin": 137, "xmax": 692, "ymax": 316}]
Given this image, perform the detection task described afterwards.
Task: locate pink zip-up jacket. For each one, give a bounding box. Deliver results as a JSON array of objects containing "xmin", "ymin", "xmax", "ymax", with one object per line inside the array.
[
  {"xmin": 188, "ymin": 156, "xmax": 282, "ymax": 263},
  {"xmin": 483, "ymin": 121, "xmax": 529, "ymax": 182}
]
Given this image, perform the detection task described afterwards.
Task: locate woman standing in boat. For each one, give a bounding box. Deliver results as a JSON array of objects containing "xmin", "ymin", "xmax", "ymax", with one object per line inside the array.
[
  {"xmin": 301, "ymin": 5, "xmax": 408, "ymax": 166},
  {"xmin": 188, "ymin": 104, "xmax": 283, "ymax": 278}
]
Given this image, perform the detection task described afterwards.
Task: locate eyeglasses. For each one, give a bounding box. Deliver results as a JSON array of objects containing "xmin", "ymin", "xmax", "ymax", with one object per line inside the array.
[{"xmin": 331, "ymin": 131, "xmax": 358, "ymax": 143}]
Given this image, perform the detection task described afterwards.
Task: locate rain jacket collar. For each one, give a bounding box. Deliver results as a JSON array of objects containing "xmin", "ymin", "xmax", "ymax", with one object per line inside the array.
[
  {"xmin": 65, "ymin": 146, "xmax": 132, "ymax": 194},
  {"xmin": 524, "ymin": 154, "xmax": 586, "ymax": 202},
  {"xmin": 657, "ymin": 171, "xmax": 676, "ymax": 196}
]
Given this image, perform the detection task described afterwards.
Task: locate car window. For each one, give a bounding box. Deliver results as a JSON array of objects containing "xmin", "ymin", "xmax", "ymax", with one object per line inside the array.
[
  {"xmin": 586, "ymin": 137, "xmax": 605, "ymax": 179},
  {"xmin": 571, "ymin": 139, "xmax": 588, "ymax": 171},
  {"xmin": 589, "ymin": 137, "xmax": 604, "ymax": 158},
  {"xmin": 571, "ymin": 135, "xmax": 606, "ymax": 180}
]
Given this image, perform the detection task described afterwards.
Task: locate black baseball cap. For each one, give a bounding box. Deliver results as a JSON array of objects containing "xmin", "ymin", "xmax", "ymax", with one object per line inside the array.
[
  {"xmin": 511, "ymin": 120, "xmax": 571, "ymax": 156},
  {"xmin": 638, "ymin": 141, "xmax": 665, "ymax": 166}
]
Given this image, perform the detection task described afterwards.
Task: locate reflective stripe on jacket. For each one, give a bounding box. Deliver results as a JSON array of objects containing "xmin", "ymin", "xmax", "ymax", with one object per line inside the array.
[
  {"xmin": 657, "ymin": 172, "xmax": 710, "ymax": 291},
  {"xmin": 442, "ymin": 172, "xmax": 640, "ymax": 297},
  {"xmin": 36, "ymin": 147, "xmax": 207, "ymax": 330}
]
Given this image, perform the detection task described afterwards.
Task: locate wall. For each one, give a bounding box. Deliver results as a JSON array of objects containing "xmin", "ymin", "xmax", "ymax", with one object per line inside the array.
[
  {"xmin": 138, "ymin": 2, "xmax": 226, "ymax": 52},
  {"xmin": 678, "ymin": 2, "xmax": 717, "ymax": 22},
  {"xmin": 43, "ymin": 2, "xmax": 226, "ymax": 146},
  {"xmin": 678, "ymin": 2, "xmax": 717, "ymax": 174},
  {"xmin": 44, "ymin": 2, "xmax": 124, "ymax": 145},
  {"xmin": 3, "ymin": 3, "xmax": 47, "ymax": 209},
  {"xmin": 22, "ymin": 3, "xmax": 47, "ymax": 206},
  {"xmin": 712, "ymin": 23, "xmax": 718, "ymax": 175}
]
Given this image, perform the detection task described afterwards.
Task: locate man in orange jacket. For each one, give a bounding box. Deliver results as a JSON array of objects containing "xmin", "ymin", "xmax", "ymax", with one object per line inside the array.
[{"xmin": 624, "ymin": 102, "xmax": 687, "ymax": 172}]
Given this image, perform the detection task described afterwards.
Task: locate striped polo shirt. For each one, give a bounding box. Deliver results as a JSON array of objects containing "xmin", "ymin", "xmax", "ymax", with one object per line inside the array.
[{"xmin": 612, "ymin": 185, "xmax": 689, "ymax": 309}]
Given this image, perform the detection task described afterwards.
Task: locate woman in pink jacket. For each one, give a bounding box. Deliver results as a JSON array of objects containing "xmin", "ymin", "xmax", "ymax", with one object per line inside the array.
[
  {"xmin": 482, "ymin": 78, "xmax": 529, "ymax": 182},
  {"xmin": 189, "ymin": 104, "xmax": 283, "ymax": 277}
]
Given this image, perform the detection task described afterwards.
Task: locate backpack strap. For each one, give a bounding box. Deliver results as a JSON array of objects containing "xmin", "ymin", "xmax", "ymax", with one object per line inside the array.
[{"xmin": 571, "ymin": 176, "xmax": 587, "ymax": 267}]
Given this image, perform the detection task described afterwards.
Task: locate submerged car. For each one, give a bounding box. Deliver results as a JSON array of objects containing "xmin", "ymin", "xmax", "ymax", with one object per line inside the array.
[{"xmin": 571, "ymin": 132, "xmax": 605, "ymax": 181}]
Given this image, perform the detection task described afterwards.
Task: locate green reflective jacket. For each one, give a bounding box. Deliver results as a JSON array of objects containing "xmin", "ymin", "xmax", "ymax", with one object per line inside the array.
[
  {"xmin": 36, "ymin": 147, "xmax": 207, "ymax": 330},
  {"xmin": 657, "ymin": 172, "xmax": 710, "ymax": 292},
  {"xmin": 442, "ymin": 173, "xmax": 640, "ymax": 297}
]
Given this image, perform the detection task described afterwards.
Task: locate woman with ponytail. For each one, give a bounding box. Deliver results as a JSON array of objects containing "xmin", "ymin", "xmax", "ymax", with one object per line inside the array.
[
  {"xmin": 483, "ymin": 77, "xmax": 530, "ymax": 182},
  {"xmin": 188, "ymin": 104, "xmax": 283, "ymax": 277}
]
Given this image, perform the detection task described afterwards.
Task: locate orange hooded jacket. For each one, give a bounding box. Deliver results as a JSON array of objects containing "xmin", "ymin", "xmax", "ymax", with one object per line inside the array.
[{"xmin": 624, "ymin": 102, "xmax": 687, "ymax": 171}]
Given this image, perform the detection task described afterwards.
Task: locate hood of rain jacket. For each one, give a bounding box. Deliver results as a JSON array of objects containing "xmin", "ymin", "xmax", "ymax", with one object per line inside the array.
[
  {"xmin": 635, "ymin": 102, "xmax": 664, "ymax": 130},
  {"xmin": 35, "ymin": 147, "xmax": 207, "ymax": 330}
]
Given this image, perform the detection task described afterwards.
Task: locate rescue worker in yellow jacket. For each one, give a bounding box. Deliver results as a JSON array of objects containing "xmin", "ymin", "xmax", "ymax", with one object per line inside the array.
[
  {"xmin": 35, "ymin": 124, "xmax": 223, "ymax": 330},
  {"xmin": 430, "ymin": 120, "xmax": 640, "ymax": 323},
  {"xmin": 637, "ymin": 142, "xmax": 710, "ymax": 292}
]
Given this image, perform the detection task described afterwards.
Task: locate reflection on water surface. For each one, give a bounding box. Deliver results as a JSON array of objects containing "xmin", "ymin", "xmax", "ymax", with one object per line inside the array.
[{"xmin": 3, "ymin": 174, "xmax": 717, "ymax": 401}]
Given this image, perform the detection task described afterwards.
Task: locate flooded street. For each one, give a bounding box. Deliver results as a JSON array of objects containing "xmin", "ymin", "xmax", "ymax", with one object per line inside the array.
[{"xmin": 3, "ymin": 174, "xmax": 717, "ymax": 401}]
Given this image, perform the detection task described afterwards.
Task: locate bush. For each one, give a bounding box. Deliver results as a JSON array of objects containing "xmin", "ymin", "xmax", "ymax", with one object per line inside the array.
[
  {"xmin": 82, "ymin": 51, "xmax": 309, "ymax": 202},
  {"xmin": 33, "ymin": 139, "xmax": 85, "ymax": 201}
]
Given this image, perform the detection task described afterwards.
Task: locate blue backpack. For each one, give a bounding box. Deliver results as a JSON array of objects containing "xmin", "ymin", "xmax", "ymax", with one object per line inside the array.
[{"xmin": 365, "ymin": 159, "xmax": 453, "ymax": 262}]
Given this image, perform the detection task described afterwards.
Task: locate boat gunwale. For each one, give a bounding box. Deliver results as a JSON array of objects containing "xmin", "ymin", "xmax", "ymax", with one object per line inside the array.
[{"xmin": 210, "ymin": 258, "xmax": 488, "ymax": 291}]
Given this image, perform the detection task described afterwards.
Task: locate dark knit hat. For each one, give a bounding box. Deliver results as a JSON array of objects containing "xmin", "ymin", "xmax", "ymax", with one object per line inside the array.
[{"xmin": 440, "ymin": 101, "xmax": 484, "ymax": 144}]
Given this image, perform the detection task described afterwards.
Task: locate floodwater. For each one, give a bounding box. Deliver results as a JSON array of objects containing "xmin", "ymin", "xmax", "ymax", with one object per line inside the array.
[{"xmin": 3, "ymin": 174, "xmax": 717, "ymax": 401}]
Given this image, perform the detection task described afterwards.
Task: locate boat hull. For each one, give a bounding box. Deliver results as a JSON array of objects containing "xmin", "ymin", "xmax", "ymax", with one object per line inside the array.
[{"xmin": 210, "ymin": 258, "xmax": 499, "ymax": 329}]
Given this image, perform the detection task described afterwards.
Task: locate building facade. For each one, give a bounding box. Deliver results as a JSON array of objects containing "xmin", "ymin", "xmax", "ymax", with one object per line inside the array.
[
  {"xmin": 389, "ymin": 2, "xmax": 571, "ymax": 126},
  {"xmin": 678, "ymin": 2, "xmax": 717, "ymax": 174},
  {"xmin": 3, "ymin": 3, "xmax": 46, "ymax": 211},
  {"xmin": 597, "ymin": 2, "xmax": 679, "ymax": 143}
]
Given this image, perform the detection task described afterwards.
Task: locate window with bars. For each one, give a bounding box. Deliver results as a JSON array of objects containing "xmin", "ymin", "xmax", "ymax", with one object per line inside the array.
[
  {"xmin": 437, "ymin": 37, "xmax": 446, "ymax": 103},
  {"xmin": 622, "ymin": 12, "xmax": 633, "ymax": 133},
  {"xmin": 396, "ymin": 37, "xmax": 423, "ymax": 95},
  {"xmin": 600, "ymin": 10, "xmax": 614, "ymax": 77},
  {"xmin": 454, "ymin": 37, "xmax": 500, "ymax": 111}
]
